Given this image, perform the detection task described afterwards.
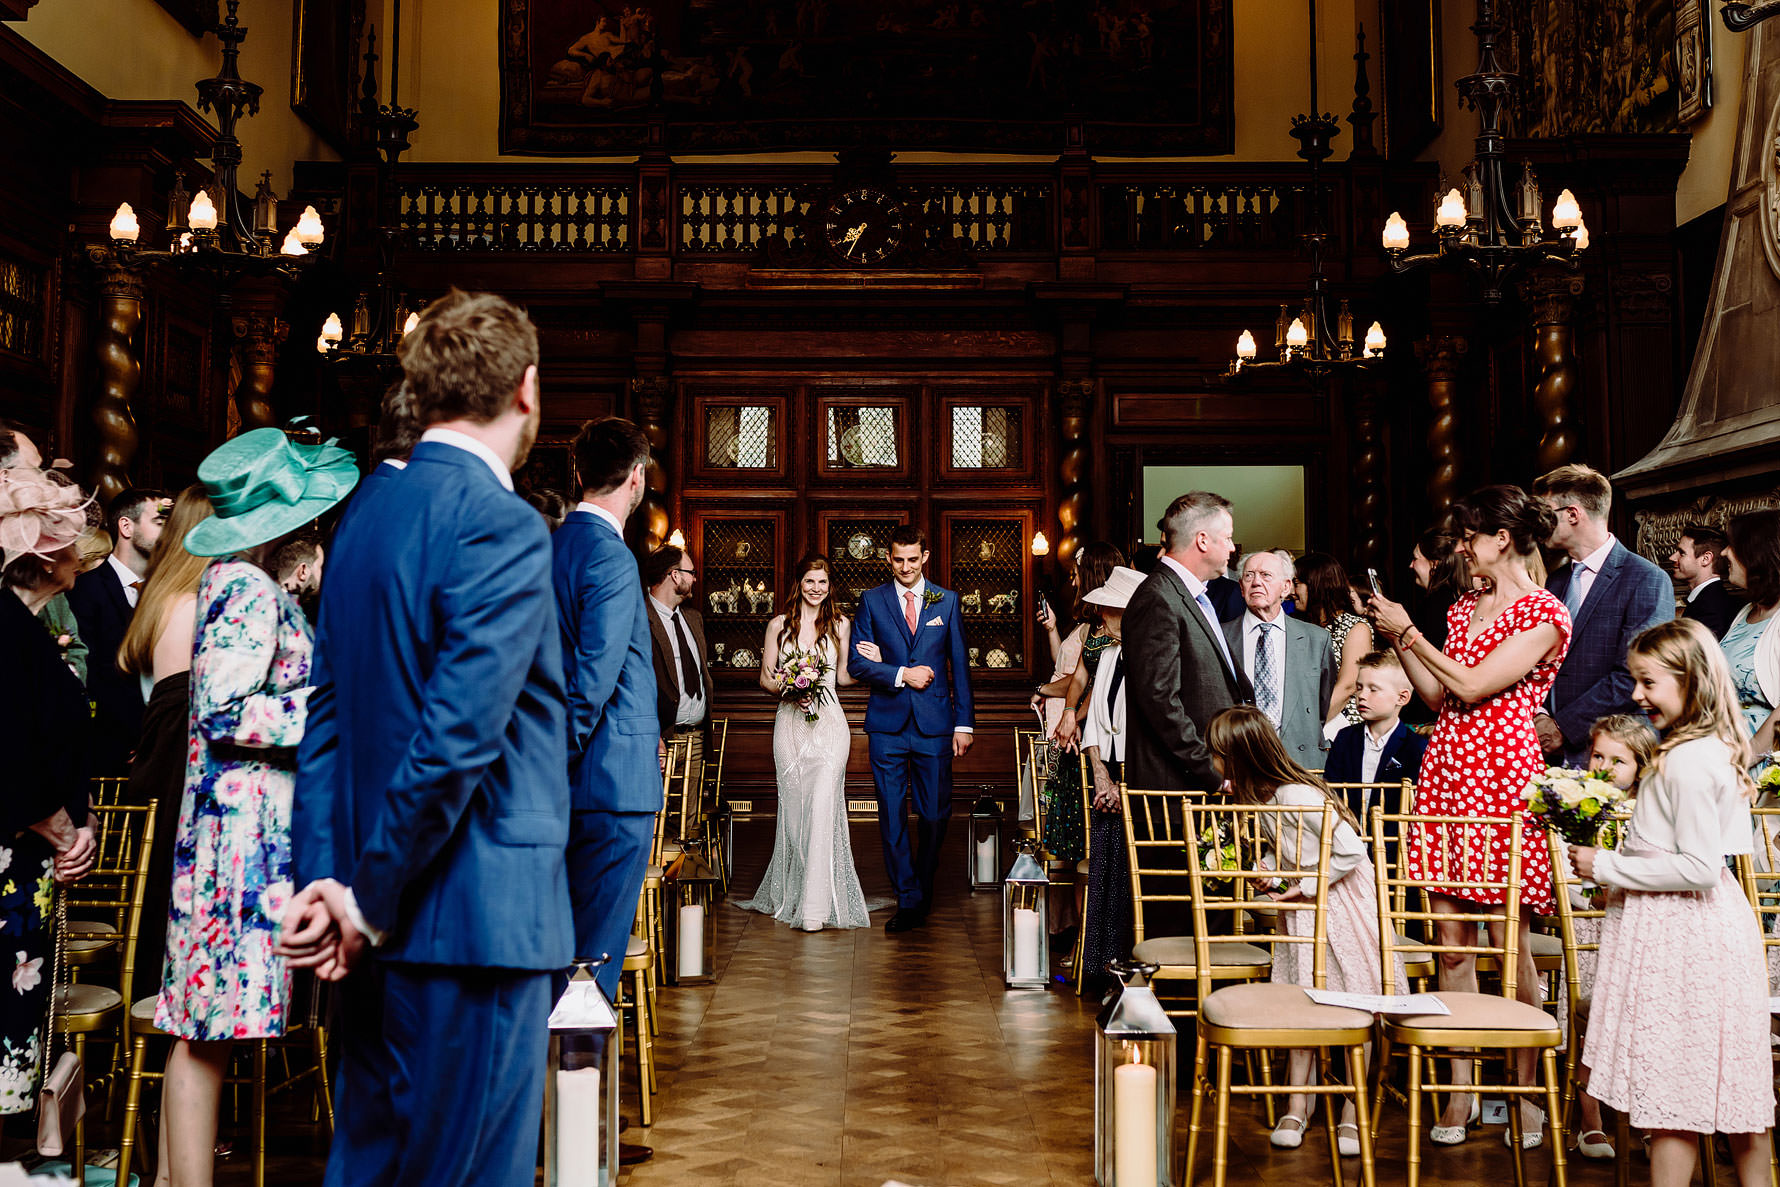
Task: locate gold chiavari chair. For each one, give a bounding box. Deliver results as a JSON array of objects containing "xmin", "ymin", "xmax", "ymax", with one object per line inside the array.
[
  {"xmin": 1325, "ymin": 780, "xmax": 1436, "ymax": 991},
  {"xmin": 1069, "ymin": 747, "xmax": 1095, "ymax": 997},
  {"xmin": 640, "ymin": 738, "xmax": 693, "ymax": 1021},
  {"xmin": 618, "ymin": 887, "xmax": 658, "ymax": 1126},
  {"xmin": 1737, "ymin": 804, "xmax": 1780, "ymax": 1187},
  {"xmin": 1181, "ymin": 800, "xmax": 1378, "ymax": 1187},
  {"xmin": 1015, "ymin": 727, "xmax": 1042, "ymax": 848},
  {"xmin": 1370, "ymin": 810, "xmax": 1568, "ymax": 1187},
  {"xmin": 89, "ymin": 776, "xmax": 130, "ymax": 809},
  {"xmin": 66, "ymin": 780, "xmax": 145, "ymax": 951},
  {"xmin": 701, "ymin": 717, "xmax": 732, "ymax": 894}
]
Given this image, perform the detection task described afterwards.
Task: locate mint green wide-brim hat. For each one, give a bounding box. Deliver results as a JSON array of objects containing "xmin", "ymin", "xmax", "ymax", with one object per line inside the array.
[{"xmin": 184, "ymin": 427, "xmax": 360, "ymax": 557}]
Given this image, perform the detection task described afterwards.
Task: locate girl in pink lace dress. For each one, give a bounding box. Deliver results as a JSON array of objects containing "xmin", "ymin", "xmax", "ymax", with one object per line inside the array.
[
  {"xmin": 1365, "ymin": 485, "xmax": 1571, "ymax": 1145},
  {"xmin": 1572, "ymin": 619, "xmax": 1775, "ymax": 1186}
]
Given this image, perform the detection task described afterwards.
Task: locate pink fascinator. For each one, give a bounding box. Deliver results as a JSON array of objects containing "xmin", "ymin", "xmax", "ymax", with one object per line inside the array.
[{"xmin": 0, "ymin": 467, "xmax": 92, "ymax": 566}]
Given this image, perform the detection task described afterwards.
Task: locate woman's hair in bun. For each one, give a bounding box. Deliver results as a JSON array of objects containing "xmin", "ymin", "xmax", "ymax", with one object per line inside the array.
[{"xmin": 1448, "ymin": 484, "xmax": 1555, "ymax": 558}]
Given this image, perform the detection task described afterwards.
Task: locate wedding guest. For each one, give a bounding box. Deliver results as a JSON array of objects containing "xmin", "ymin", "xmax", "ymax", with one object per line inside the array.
[
  {"xmin": 1206, "ymin": 705, "xmax": 1397, "ymax": 1158},
  {"xmin": 68, "ymin": 487, "xmax": 169, "ymax": 773},
  {"xmin": 1671, "ymin": 523, "xmax": 1743, "ymax": 639},
  {"xmin": 642, "ymin": 543, "xmax": 713, "ymax": 791},
  {"xmin": 0, "ymin": 427, "xmax": 90, "ymax": 683},
  {"xmin": 156, "ymin": 429, "xmax": 355, "ymax": 1187},
  {"xmin": 370, "ymin": 379, "xmax": 421, "ymax": 471},
  {"xmin": 1323, "ymin": 650, "xmax": 1426, "ymax": 824},
  {"xmin": 1293, "ymin": 551, "xmax": 1374, "ymax": 731},
  {"xmin": 116, "ymin": 485, "xmax": 215, "ymax": 1002},
  {"xmin": 269, "ymin": 530, "xmax": 324, "ymax": 616},
  {"xmin": 525, "ymin": 488, "xmax": 570, "ymax": 532},
  {"xmin": 0, "ymin": 419, "xmax": 43, "ymax": 469},
  {"xmin": 0, "ymin": 467, "xmax": 97, "ymax": 1115},
  {"xmin": 286, "ymin": 290, "xmax": 573, "ymax": 1187},
  {"xmin": 1221, "ymin": 550, "xmax": 1335, "ymax": 765},
  {"xmin": 1365, "ymin": 484, "xmax": 1571, "ymax": 1147},
  {"xmin": 1721, "ymin": 510, "xmax": 1780, "ymax": 750},
  {"xmin": 1408, "ymin": 524, "xmax": 1469, "ymax": 652},
  {"xmin": 1533, "ymin": 463, "xmax": 1674, "ymax": 765},
  {"xmin": 1124, "ymin": 492, "xmax": 1251, "ymax": 794},
  {"xmin": 1571, "ymin": 619, "xmax": 1774, "ymax": 1187},
  {"xmin": 1077, "ymin": 565, "xmax": 1144, "ymax": 989}
]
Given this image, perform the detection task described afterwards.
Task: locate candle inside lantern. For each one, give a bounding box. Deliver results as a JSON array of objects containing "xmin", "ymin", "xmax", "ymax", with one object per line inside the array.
[
  {"xmin": 188, "ymin": 190, "xmax": 218, "ymax": 231},
  {"xmin": 678, "ymin": 902, "xmax": 704, "ymax": 978},
  {"xmin": 1012, "ymin": 907, "xmax": 1040, "ymax": 980},
  {"xmin": 554, "ymin": 1066, "xmax": 602, "ymax": 1185},
  {"xmin": 1381, "ymin": 211, "xmax": 1410, "ymax": 251},
  {"xmin": 1113, "ymin": 1048, "xmax": 1159, "ymax": 1187},
  {"xmin": 975, "ymin": 836, "xmax": 997, "ymax": 883},
  {"xmin": 109, "ymin": 203, "xmax": 140, "ymax": 243}
]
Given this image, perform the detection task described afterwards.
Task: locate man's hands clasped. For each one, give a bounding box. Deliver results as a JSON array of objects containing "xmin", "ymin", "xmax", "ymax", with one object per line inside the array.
[{"xmin": 276, "ymin": 878, "xmax": 370, "ymax": 981}]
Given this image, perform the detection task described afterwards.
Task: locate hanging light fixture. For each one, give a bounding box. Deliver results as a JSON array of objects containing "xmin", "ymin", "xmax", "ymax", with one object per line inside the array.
[
  {"xmin": 1377, "ymin": 0, "xmax": 1587, "ymax": 303},
  {"xmin": 1228, "ymin": 0, "xmax": 1386, "ymax": 380},
  {"xmin": 102, "ymin": 2, "xmax": 322, "ymax": 279}
]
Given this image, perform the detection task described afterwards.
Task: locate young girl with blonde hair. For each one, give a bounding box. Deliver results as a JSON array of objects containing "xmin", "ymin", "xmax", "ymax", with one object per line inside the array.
[
  {"xmin": 1205, "ymin": 705, "xmax": 1400, "ymax": 1158},
  {"xmin": 1571, "ymin": 618, "xmax": 1774, "ymax": 1187}
]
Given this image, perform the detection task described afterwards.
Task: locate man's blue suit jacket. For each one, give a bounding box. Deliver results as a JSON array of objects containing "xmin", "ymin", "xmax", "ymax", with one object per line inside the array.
[
  {"xmin": 1545, "ymin": 540, "xmax": 1675, "ymax": 764},
  {"xmin": 847, "ymin": 583, "xmax": 974, "ymax": 737},
  {"xmin": 293, "ymin": 442, "xmax": 573, "ymax": 971},
  {"xmin": 1323, "ymin": 720, "xmax": 1427, "ymax": 787},
  {"xmin": 553, "ymin": 510, "xmax": 662, "ymax": 814}
]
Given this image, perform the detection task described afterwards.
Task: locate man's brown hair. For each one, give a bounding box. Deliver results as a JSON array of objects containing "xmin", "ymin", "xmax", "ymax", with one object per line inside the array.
[
  {"xmin": 1532, "ymin": 463, "xmax": 1613, "ymax": 521},
  {"xmin": 397, "ymin": 289, "xmax": 538, "ymax": 426}
]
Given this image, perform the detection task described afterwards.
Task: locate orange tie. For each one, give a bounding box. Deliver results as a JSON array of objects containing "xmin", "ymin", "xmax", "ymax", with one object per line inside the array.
[{"xmin": 904, "ymin": 589, "xmax": 919, "ymax": 632}]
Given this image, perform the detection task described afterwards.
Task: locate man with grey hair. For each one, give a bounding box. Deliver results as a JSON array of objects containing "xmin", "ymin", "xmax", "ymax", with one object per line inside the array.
[
  {"xmin": 1124, "ymin": 491, "xmax": 1253, "ymax": 792},
  {"xmin": 1221, "ymin": 550, "xmax": 1335, "ymax": 763}
]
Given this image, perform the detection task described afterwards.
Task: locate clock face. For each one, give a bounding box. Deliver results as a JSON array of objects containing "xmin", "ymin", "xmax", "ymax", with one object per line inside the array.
[{"xmin": 822, "ymin": 187, "xmax": 907, "ymax": 265}]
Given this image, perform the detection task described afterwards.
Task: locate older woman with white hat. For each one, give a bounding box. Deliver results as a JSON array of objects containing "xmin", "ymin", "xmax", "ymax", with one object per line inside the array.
[{"xmin": 1075, "ymin": 564, "xmax": 1145, "ymax": 992}]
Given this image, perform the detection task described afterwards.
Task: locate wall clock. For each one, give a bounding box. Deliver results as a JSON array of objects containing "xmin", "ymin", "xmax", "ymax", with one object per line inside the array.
[{"xmin": 821, "ymin": 186, "xmax": 907, "ymax": 266}]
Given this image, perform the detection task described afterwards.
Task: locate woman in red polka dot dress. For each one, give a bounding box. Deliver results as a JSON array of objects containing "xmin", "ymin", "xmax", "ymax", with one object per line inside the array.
[{"xmin": 1366, "ymin": 485, "xmax": 1571, "ymax": 1147}]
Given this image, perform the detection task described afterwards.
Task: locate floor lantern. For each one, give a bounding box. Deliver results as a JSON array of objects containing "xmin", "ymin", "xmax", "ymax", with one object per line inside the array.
[
  {"xmin": 1094, "ymin": 960, "xmax": 1176, "ymax": 1187},
  {"xmin": 1002, "ymin": 836, "xmax": 1049, "ymax": 988},
  {"xmin": 665, "ymin": 851, "xmax": 720, "ymax": 985},
  {"xmin": 969, "ymin": 795, "xmax": 1002, "ymax": 892},
  {"xmin": 546, "ymin": 958, "xmax": 620, "ymax": 1187}
]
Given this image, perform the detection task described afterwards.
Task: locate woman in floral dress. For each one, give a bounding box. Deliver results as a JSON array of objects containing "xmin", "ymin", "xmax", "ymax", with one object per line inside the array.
[
  {"xmin": 156, "ymin": 427, "xmax": 355, "ymax": 1187},
  {"xmin": 1367, "ymin": 484, "xmax": 1571, "ymax": 1148}
]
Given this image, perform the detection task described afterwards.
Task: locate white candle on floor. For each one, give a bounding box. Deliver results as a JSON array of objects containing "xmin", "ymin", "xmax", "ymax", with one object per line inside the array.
[
  {"xmin": 975, "ymin": 836, "xmax": 997, "ymax": 882},
  {"xmin": 1012, "ymin": 906, "xmax": 1041, "ymax": 980},
  {"xmin": 678, "ymin": 903, "xmax": 704, "ymax": 978},
  {"xmin": 1113, "ymin": 1050, "xmax": 1158, "ymax": 1186},
  {"xmin": 554, "ymin": 1066, "xmax": 602, "ymax": 1185}
]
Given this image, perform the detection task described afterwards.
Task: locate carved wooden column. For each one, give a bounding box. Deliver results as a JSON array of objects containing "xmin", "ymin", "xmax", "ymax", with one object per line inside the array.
[
  {"xmin": 632, "ymin": 376, "xmax": 672, "ymax": 550},
  {"xmin": 228, "ymin": 280, "xmax": 290, "ymax": 433},
  {"xmin": 84, "ymin": 246, "xmax": 145, "ymax": 505},
  {"xmin": 1416, "ymin": 335, "xmax": 1467, "ymax": 514},
  {"xmin": 1055, "ymin": 378, "xmax": 1094, "ymax": 568},
  {"xmin": 1351, "ymin": 387, "xmax": 1386, "ymax": 570},
  {"xmin": 1523, "ymin": 270, "xmax": 1585, "ymax": 473}
]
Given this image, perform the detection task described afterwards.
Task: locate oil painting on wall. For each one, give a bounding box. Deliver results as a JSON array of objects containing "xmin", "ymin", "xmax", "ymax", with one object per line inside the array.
[
  {"xmin": 1503, "ymin": 0, "xmax": 1680, "ymax": 136},
  {"xmin": 500, "ymin": 0, "xmax": 1233, "ymax": 155}
]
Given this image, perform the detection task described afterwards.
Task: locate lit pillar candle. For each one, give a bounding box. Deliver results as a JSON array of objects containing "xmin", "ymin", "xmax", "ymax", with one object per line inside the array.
[
  {"xmin": 975, "ymin": 836, "xmax": 997, "ymax": 883},
  {"xmin": 677, "ymin": 902, "xmax": 704, "ymax": 978},
  {"xmin": 1113, "ymin": 1049, "xmax": 1159, "ymax": 1186},
  {"xmin": 554, "ymin": 1067, "xmax": 602, "ymax": 1185},
  {"xmin": 1012, "ymin": 907, "xmax": 1041, "ymax": 980}
]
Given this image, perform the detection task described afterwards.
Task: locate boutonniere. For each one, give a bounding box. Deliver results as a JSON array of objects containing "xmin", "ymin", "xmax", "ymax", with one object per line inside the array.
[{"xmin": 922, "ymin": 589, "xmax": 944, "ymax": 608}]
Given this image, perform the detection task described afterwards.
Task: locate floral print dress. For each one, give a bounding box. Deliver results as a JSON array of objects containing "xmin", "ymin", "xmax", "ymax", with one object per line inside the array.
[{"xmin": 155, "ymin": 560, "xmax": 312, "ymax": 1042}]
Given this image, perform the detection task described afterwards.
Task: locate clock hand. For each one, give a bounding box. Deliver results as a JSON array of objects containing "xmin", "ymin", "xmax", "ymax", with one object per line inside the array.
[{"xmin": 839, "ymin": 223, "xmax": 868, "ymax": 255}]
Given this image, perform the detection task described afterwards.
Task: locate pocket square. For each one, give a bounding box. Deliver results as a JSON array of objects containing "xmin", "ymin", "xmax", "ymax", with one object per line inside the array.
[{"xmin": 925, "ymin": 615, "xmax": 944, "ymax": 627}]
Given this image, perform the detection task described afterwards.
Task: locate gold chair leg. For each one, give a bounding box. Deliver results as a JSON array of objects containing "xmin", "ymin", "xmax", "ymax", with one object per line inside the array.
[
  {"xmin": 1543, "ymin": 1048, "xmax": 1569, "ymax": 1187},
  {"xmin": 1700, "ymin": 1133, "xmax": 1718, "ymax": 1186},
  {"xmin": 632, "ymin": 967, "xmax": 654, "ymax": 1126},
  {"xmin": 1369, "ymin": 1034, "xmax": 1391, "ymax": 1143},
  {"xmin": 1255, "ymin": 1046, "xmax": 1277, "ymax": 1128},
  {"xmin": 1507, "ymin": 1056, "xmax": 1527, "ymax": 1187},
  {"xmin": 1405, "ymin": 1044, "xmax": 1423, "ymax": 1187},
  {"xmin": 71, "ymin": 1032, "xmax": 86, "ymax": 1187},
  {"xmin": 1211, "ymin": 1045, "xmax": 1234, "ymax": 1187},
  {"xmin": 1348, "ymin": 1044, "xmax": 1378, "ymax": 1187},
  {"xmin": 1614, "ymin": 1109, "xmax": 1631, "ymax": 1187},
  {"xmin": 1317, "ymin": 1050, "xmax": 1343, "ymax": 1187},
  {"xmin": 117, "ymin": 1032, "xmax": 148, "ymax": 1184},
  {"xmin": 254, "ymin": 1039, "xmax": 268, "ymax": 1187},
  {"xmin": 312, "ymin": 1023, "xmax": 336, "ymax": 1135},
  {"xmin": 1184, "ymin": 1032, "xmax": 1208, "ymax": 1187},
  {"xmin": 1070, "ymin": 893, "xmax": 1089, "ymax": 998}
]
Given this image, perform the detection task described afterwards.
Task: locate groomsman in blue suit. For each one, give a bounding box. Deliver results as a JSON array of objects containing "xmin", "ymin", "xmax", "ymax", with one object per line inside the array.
[
  {"xmin": 552, "ymin": 417, "xmax": 661, "ymax": 1007},
  {"xmin": 285, "ymin": 290, "xmax": 573, "ymax": 1187},
  {"xmin": 848, "ymin": 526, "xmax": 975, "ymax": 932}
]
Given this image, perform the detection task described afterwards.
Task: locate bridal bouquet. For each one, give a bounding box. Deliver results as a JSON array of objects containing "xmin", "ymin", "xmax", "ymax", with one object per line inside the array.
[
  {"xmin": 1521, "ymin": 766, "xmax": 1630, "ymax": 848},
  {"xmin": 776, "ymin": 646, "xmax": 833, "ymax": 723}
]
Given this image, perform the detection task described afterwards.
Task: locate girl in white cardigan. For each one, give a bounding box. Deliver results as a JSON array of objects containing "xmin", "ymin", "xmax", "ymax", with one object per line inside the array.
[{"xmin": 1571, "ymin": 618, "xmax": 1774, "ymax": 1187}]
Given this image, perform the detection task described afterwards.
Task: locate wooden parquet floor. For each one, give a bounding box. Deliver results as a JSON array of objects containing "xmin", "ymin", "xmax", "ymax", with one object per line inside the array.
[{"xmin": 50, "ymin": 819, "xmax": 1714, "ymax": 1185}]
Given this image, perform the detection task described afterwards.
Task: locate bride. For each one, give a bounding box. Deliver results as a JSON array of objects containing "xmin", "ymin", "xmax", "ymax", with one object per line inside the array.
[{"xmin": 737, "ymin": 553, "xmax": 880, "ymax": 931}]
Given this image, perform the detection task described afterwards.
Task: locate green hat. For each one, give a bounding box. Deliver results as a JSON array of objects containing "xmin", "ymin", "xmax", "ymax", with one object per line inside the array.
[{"xmin": 185, "ymin": 428, "xmax": 359, "ymax": 557}]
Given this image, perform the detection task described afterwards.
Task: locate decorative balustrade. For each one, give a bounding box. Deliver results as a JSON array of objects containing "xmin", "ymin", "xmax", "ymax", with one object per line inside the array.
[{"xmin": 398, "ymin": 178, "xmax": 631, "ymax": 252}]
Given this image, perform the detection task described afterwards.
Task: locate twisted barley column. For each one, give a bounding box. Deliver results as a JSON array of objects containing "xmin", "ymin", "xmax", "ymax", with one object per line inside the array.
[
  {"xmin": 1415, "ymin": 336, "xmax": 1467, "ymax": 515},
  {"xmin": 632, "ymin": 376, "xmax": 672, "ymax": 550},
  {"xmin": 1352, "ymin": 391, "xmax": 1386, "ymax": 571},
  {"xmin": 1055, "ymin": 378, "xmax": 1094, "ymax": 569},
  {"xmin": 1523, "ymin": 271, "xmax": 1585, "ymax": 474},
  {"xmin": 86, "ymin": 246, "xmax": 145, "ymax": 506}
]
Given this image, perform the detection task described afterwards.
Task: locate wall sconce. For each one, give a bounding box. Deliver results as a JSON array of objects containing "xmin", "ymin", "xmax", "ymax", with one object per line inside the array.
[{"xmin": 1031, "ymin": 530, "xmax": 1050, "ymax": 556}]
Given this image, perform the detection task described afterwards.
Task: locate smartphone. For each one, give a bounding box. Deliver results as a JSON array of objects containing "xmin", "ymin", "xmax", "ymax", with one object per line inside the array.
[
  {"xmin": 1367, "ymin": 567, "xmax": 1384, "ymax": 596},
  {"xmin": 1036, "ymin": 593, "xmax": 1051, "ymax": 622}
]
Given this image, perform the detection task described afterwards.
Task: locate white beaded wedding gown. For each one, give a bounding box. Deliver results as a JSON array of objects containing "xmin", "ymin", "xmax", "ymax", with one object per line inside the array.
[{"xmin": 737, "ymin": 637, "xmax": 880, "ymax": 930}]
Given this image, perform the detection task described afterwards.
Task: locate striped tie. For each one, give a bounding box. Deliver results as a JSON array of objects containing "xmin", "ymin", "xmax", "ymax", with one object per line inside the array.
[{"xmin": 1254, "ymin": 622, "xmax": 1280, "ymax": 725}]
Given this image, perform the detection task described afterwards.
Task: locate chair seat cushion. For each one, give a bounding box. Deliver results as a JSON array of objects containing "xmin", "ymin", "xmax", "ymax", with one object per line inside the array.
[
  {"xmin": 1132, "ymin": 936, "xmax": 1270, "ymax": 972},
  {"xmin": 1391, "ymin": 991, "xmax": 1562, "ymax": 1037},
  {"xmin": 1076, "ymin": 860, "xmax": 1091, "ymax": 875},
  {"xmin": 129, "ymin": 996, "xmax": 170, "ymax": 1035},
  {"xmin": 1201, "ymin": 982, "xmax": 1375, "ymax": 1031},
  {"xmin": 54, "ymin": 983, "xmax": 122, "ymax": 1028},
  {"xmin": 66, "ymin": 921, "xmax": 116, "ymax": 938}
]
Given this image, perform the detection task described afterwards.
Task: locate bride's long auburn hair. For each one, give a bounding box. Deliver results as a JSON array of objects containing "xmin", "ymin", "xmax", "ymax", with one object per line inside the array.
[{"xmin": 777, "ymin": 552, "xmax": 843, "ymax": 652}]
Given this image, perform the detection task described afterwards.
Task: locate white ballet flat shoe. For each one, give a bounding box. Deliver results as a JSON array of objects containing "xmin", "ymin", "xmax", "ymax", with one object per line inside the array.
[
  {"xmin": 1429, "ymin": 1097, "xmax": 1481, "ymax": 1146},
  {"xmin": 1504, "ymin": 1107, "xmax": 1546, "ymax": 1149},
  {"xmin": 1576, "ymin": 1129, "xmax": 1615, "ymax": 1160},
  {"xmin": 1337, "ymin": 1123, "xmax": 1362, "ymax": 1157},
  {"xmin": 1270, "ymin": 1115, "xmax": 1309, "ymax": 1149}
]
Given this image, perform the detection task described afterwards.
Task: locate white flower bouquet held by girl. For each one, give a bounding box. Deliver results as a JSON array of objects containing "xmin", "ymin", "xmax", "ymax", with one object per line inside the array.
[
  {"xmin": 775, "ymin": 645, "xmax": 833, "ymax": 723},
  {"xmin": 1523, "ymin": 766, "xmax": 1631, "ymax": 848}
]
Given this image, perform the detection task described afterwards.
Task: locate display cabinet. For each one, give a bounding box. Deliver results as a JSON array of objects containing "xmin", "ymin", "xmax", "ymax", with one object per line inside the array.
[
  {"xmin": 813, "ymin": 392, "xmax": 914, "ymax": 480},
  {"xmin": 688, "ymin": 390, "xmax": 792, "ymax": 485},
  {"xmin": 688, "ymin": 509, "xmax": 785, "ymax": 679},
  {"xmin": 816, "ymin": 510, "xmax": 910, "ymax": 617},
  {"xmin": 939, "ymin": 510, "xmax": 1034, "ymax": 679}
]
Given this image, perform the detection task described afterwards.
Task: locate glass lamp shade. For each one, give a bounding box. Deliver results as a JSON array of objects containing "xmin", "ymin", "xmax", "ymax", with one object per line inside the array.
[
  {"xmin": 546, "ymin": 962, "xmax": 620, "ymax": 1187},
  {"xmin": 1284, "ymin": 318, "xmax": 1309, "ymax": 350},
  {"xmin": 108, "ymin": 203, "xmax": 141, "ymax": 243},
  {"xmin": 403, "ymin": 311, "xmax": 421, "ymax": 336},
  {"xmin": 1434, "ymin": 189, "xmax": 1467, "ymax": 229},
  {"xmin": 1094, "ymin": 966, "xmax": 1177, "ymax": 1187},
  {"xmin": 1002, "ymin": 840, "xmax": 1049, "ymax": 987},
  {"xmin": 1363, "ymin": 322, "xmax": 1387, "ymax": 358},
  {"xmin": 320, "ymin": 313, "xmax": 344, "ymax": 348},
  {"xmin": 1030, "ymin": 530, "xmax": 1050, "ymax": 556},
  {"xmin": 1381, "ymin": 212, "xmax": 1410, "ymax": 251},
  {"xmin": 1234, "ymin": 329, "xmax": 1257, "ymax": 361},
  {"xmin": 968, "ymin": 797, "xmax": 1003, "ymax": 892},
  {"xmin": 666, "ymin": 528, "xmax": 686, "ymax": 549},
  {"xmin": 665, "ymin": 853, "xmax": 719, "ymax": 985},
  {"xmin": 187, "ymin": 189, "xmax": 219, "ymax": 232},
  {"xmin": 1551, "ymin": 188, "xmax": 1582, "ymax": 231},
  {"xmin": 294, "ymin": 204, "xmax": 326, "ymax": 245},
  {"xmin": 1570, "ymin": 219, "xmax": 1590, "ymax": 251}
]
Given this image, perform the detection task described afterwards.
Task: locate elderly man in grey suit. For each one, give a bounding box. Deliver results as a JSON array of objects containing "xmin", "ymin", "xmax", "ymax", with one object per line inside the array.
[
  {"xmin": 1221, "ymin": 550, "xmax": 1336, "ymax": 764},
  {"xmin": 1124, "ymin": 491, "xmax": 1253, "ymax": 793}
]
